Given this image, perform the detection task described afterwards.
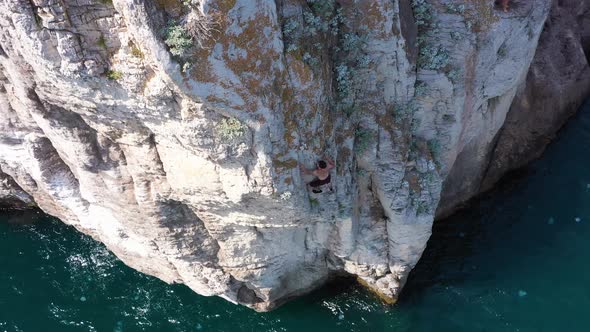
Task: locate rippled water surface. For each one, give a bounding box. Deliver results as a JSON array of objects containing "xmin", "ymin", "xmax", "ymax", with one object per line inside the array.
[{"xmin": 1, "ymin": 101, "xmax": 590, "ymax": 332}]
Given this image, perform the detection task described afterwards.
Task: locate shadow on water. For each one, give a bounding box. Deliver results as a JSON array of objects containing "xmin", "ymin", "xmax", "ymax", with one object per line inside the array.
[
  {"xmin": 400, "ymin": 167, "xmax": 534, "ymax": 299},
  {"xmin": 395, "ymin": 98, "xmax": 590, "ymax": 331},
  {"xmin": 0, "ymin": 208, "xmax": 45, "ymax": 225}
]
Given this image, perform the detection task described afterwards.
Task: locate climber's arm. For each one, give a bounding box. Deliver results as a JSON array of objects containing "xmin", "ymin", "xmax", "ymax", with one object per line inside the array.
[
  {"xmin": 324, "ymin": 156, "xmax": 335, "ymax": 169},
  {"xmin": 299, "ymin": 164, "xmax": 312, "ymax": 175}
]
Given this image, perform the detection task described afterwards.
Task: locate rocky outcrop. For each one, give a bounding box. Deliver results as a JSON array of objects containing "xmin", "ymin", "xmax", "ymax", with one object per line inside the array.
[
  {"xmin": 480, "ymin": 0, "xmax": 590, "ymax": 191},
  {"xmin": 0, "ymin": 169, "xmax": 34, "ymax": 209},
  {"xmin": 1, "ymin": 0, "xmax": 584, "ymax": 311},
  {"xmin": 438, "ymin": 0, "xmax": 590, "ymax": 216}
]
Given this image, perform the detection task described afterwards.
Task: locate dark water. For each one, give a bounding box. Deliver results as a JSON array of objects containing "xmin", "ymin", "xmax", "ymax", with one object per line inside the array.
[{"xmin": 2, "ymin": 102, "xmax": 590, "ymax": 332}]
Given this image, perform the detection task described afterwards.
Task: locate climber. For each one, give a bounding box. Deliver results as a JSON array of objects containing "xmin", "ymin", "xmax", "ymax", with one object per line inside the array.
[
  {"xmin": 299, "ymin": 156, "xmax": 335, "ymax": 194},
  {"xmin": 500, "ymin": 0, "xmax": 509, "ymax": 12}
]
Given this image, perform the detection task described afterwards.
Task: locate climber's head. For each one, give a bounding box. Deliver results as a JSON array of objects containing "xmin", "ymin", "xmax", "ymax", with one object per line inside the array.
[{"xmin": 318, "ymin": 160, "xmax": 327, "ymax": 169}]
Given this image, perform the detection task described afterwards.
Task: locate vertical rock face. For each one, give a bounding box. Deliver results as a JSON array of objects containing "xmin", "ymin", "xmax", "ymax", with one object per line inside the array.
[
  {"xmin": 0, "ymin": 0, "xmax": 581, "ymax": 311},
  {"xmin": 479, "ymin": 0, "xmax": 590, "ymax": 193},
  {"xmin": 438, "ymin": 0, "xmax": 590, "ymax": 216}
]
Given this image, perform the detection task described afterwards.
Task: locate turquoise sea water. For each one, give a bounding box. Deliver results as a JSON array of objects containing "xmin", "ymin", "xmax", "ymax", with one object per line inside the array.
[{"xmin": 1, "ymin": 101, "xmax": 590, "ymax": 332}]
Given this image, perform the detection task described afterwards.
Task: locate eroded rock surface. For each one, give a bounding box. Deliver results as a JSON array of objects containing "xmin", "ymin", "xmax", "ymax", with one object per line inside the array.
[
  {"xmin": 438, "ymin": 0, "xmax": 590, "ymax": 216},
  {"xmin": 0, "ymin": 0, "xmax": 583, "ymax": 311}
]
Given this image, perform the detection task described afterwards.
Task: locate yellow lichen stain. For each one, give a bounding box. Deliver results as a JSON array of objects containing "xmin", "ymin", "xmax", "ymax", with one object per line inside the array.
[
  {"xmin": 289, "ymin": 59, "xmax": 314, "ymax": 85},
  {"xmin": 212, "ymin": 9, "xmax": 280, "ymax": 110},
  {"xmin": 356, "ymin": 277, "xmax": 397, "ymax": 305},
  {"xmin": 273, "ymin": 158, "xmax": 298, "ymax": 170},
  {"xmin": 141, "ymin": 66, "xmax": 157, "ymax": 96},
  {"xmin": 206, "ymin": 95, "xmax": 226, "ymax": 104},
  {"xmin": 280, "ymin": 86, "xmax": 294, "ymax": 106},
  {"xmin": 282, "ymin": 104, "xmax": 300, "ymax": 147},
  {"xmin": 214, "ymin": 0, "xmax": 237, "ymax": 13},
  {"xmin": 190, "ymin": 48, "xmax": 217, "ymax": 83},
  {"xmin": 359, "ymin": 1, "xmax": 387, "ymax": 35},
  {"xmin": 184, "ymin": 0, "xmax": 279, "ymax": 113},
  {"xmin": 463, "ymin": 0, "xmax": 499, "ymax": 33},
  {"xmin": 377, "ymin": 112, "xmax": 397, "ymax": 133},
  {"xmin": 405, "ymin": 171, "xmax": 421, "ymax": 194},
  {"xmin": 280, "ymin": 84, "xmax": 308, "ymax": 148},
  {"xmin": 337, "ymin": 147, "xmax": 351, "ymax": 175},
  {"xmin": 255, "ymin": 113, "xmax": 266, "ymax": 125}
]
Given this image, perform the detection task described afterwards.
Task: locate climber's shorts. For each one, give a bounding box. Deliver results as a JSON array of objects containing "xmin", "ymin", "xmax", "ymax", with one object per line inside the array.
[{"xmin": 309, "ymin": 174, "xmax": 331, "ymax": 188}]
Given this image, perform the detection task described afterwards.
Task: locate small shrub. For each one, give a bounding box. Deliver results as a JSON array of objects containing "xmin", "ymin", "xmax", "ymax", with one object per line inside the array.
[
  {"xmin": 418, "ymin": 44, "xmax": 450, "ymax": 70},
  {"xmin": 341, "ymin": 33, "xmax": 363, "ymax": 52},
  {"xmin": 412, "ymin": 0, "xmax": 452, "ymax": 73},
  {"xmin": 302, "ymin": 52, "xmax": 319, "ymax": 66},
  {"xmin": 97, "ymin": 34, "xmax": 107, "ymax": 50},
  {"xmin": 410, "ymin": 118, "xmax": 421, "ymax": 133},
  {"xmin": 427, "ymin": 139, "xmax": 441, "ymax": 161},
  {"xmin": 283, "ymin": 19, "xmax": 299, "ymax": 36},
  {"xmin": 282, "ymin": 19, "xmax": 300, "ymax": 52},
  {"xmin": 164, "ymin": 23, "xmax": 193, "ymax": 57},
  {"xmin": 302, "ymin": 1, "xmax": 342, "ymax": 37},
  {"xmin": 286, "ymin": 43, "xmax": 299, "ymax": 53},
  {"xmin": 106, "ymin": 70, "xmax": 123, "ymax": 80},
  {"xmin": 342, "ymin": 105, "xmax": 356, "ymax": 117},
  {"xmin": 355, "ymin": 127, "xmax": 373, "ymax": 154},
  {"xmin": 445, "ymin": 3, "xmax": 466, "ymax": 14},
  {"xmin": 309, "ymin": 197, "xmax": 319, "ymax": 207},
  {"xmin": 411, "ymin": 0, "xmax": 433, "ymax": 28},
  {"xmin": 303, "ymin": 11, "xmax": 325, "ymax": 36},
  {"xmin": 414, "ymin": 81, "xmax": 427, "ymax": 96},
  {"xmin": 497, "ymin": 44, "xmax": 507, "ymax": 58},
  {"xmin": 129, "ymin": 42, "xmax": 144, "ymax": 59},
  {"xmin": 216, "ymin": 117, "xmax": 248, "ymax": 142},
  {"xmin": 446, "ymin": 68, "xmax": 461, "ymax": 83},
  {"xmin": 393, "ymin": 101, "xmax": 418, "ymax": 123},
  {"xmin": 33, "ymin": 10, "xmax": 42, "ymax": 28},
  {"xmin": 182, "ymin": 62, "xmax": 192, "ymax": 73},
  {"xmin": 185, "ymin": 8, "xmax": 219, "ymax": 49},
  {"xmin": 357, "ymin": 54, "xmax": 372, "ymax": 67},
  {"xmin": 425, "ymin": 171, "xmax": 436, "ymax": 184},
  {"xmin": 442, "ymin": 114, "xmax": 456, "ymax": 123},
  {"xmin": 416, "ymin": 201, "xmax": 428, "ymax": 215},
  {"xmin": 335, "ymin": 64, "xmax": 352, "ymax": 98},
  {"xmin": 357, "ymin": 169, "xmax": 368, "ymax": 177},
  {"xmin": 307, "ymin": 0, "xmax": 336, "ymax": 17},
  {"xmin": 450, "ymin": 31, "xmax": 462, "ymax": 41}
]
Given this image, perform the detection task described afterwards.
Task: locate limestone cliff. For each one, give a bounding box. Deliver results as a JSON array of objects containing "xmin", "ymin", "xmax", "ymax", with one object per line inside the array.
[{"xmin": 0, "ymin": 0, "xmax": 587, "ymax": 311}]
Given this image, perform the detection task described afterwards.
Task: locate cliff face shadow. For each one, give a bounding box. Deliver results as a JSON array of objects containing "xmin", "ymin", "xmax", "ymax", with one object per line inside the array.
[
  {"xmin": 0, "ymin": 208, "xmax": 45, "ymax": 225},
  {"xmin": 399, "ymin": 99, "xmax": 590, "ymax": 304},
  {"xmin": 398, "ymin": 167, "xmax": 533, "ymax": 302}
]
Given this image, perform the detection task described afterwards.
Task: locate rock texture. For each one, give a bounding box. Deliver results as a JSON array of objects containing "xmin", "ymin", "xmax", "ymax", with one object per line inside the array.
[
  {"xmin": 0, "ymin": 0, "xmax": 585, "ymax": 311},
  {"xmin": 438, "ymin": 0, "xmax": 590, "ymax": 216},
  {"xmin": 0, "ymin": 169, "xmax": 34, "ymax": 209}
]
